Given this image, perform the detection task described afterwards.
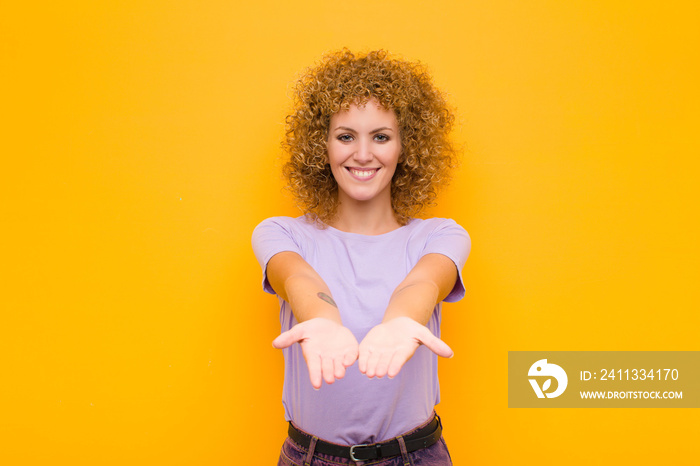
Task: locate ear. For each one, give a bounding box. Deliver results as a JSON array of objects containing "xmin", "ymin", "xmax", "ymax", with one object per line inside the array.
[{"xmin": 397, "ymin": 145, "xmax": 406, "ymax": 163}]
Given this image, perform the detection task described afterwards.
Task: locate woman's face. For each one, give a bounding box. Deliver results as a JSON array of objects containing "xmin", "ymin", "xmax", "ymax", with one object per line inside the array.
[{"xmin": 326, "ymin": 99, "xmax": 401, "ymax": 207}]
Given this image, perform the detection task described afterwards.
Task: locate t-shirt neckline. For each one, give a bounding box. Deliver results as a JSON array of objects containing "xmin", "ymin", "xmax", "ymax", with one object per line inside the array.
[{"xmin": 320, "ymin": 218, "xmax": 418, "ymax": 241}]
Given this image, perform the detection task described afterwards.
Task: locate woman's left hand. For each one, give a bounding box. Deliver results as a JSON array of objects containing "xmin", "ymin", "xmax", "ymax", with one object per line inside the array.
[{"xmin": 358, "ymin": 316, "xmax": 453, "ymax": 379}]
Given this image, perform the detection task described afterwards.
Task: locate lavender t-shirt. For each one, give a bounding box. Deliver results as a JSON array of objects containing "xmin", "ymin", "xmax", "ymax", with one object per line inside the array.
[{"xmin": 252, "ymin": 216, "xmax": 470, "ymax": 445}]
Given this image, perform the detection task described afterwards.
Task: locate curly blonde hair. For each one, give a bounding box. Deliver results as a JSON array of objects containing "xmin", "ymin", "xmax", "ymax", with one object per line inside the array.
[{"xmin": 283, "ymin": 49, "xmax": 457, "ymax": 225}]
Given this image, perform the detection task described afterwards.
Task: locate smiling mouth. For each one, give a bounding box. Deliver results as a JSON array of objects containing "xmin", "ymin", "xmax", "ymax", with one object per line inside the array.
[{"xmin": 347, "ymin": 167, "xmax": 378, "ymax": 179}]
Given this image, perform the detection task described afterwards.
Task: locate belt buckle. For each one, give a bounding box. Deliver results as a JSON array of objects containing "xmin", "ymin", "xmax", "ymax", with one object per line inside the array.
[{"xmin": 349, "ymin": 443, "xmax": 368, "ymax": 461}]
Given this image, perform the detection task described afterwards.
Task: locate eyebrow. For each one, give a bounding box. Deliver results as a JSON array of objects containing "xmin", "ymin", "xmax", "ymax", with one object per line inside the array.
[{"xmin": 333, "ymin": 126, "xmax": 395, "ymax": 133}]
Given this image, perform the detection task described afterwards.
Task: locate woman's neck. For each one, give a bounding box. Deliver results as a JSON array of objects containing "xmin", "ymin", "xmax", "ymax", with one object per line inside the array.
[{"xmin": 329, "ymin": 196, "xmax": 401, "ymax": 235}]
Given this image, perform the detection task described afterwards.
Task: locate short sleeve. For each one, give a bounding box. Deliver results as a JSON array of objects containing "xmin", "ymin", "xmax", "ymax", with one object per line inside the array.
[
  {"xmin": 421, "ymin": 219, "xmax": 471, "ymax": 302},
  {"xmin": 251, "ymin": 217, "xmax": 303, "ymax": 295}
]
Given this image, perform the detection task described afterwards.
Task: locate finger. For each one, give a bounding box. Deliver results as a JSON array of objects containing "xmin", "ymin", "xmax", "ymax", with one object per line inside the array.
[
  {"xmin": 343, "ymin": 345, "xmax": 359, "ymax": 367},
  {"xmin": 387, "ymin": 348, "xmax": 413, "ymax": 378},
  {"xmin": 374, "ymin": 351, "xmax": 394, "ymax": 378},
  {"xmin": 272, "ymin": 324, "xmax": 305, "ymax": 349},
  {"xmin": 415, "ymin": 327, "xmax": 453, "ymax": 358},
  {"xmin": 321, "ymin": 356, "xmax": 335, "ymax": 385},
  {"xmin": 333, "ymin": 357, "xmax": 347, "ymax": 380},
  {"xmin": 306, "ymin": 352, "xmax": 322, "ymax": 389},
  {"xmin": 365, "ymin": 349, "xmax": 382, "ymax": 378},
  {"xmin": 358, "ymin": 344, "xmax": 370, "ymax": 374}
]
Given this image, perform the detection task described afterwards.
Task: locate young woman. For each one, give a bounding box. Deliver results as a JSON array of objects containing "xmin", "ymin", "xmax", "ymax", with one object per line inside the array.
[{"xmin": 252, "ymin": 49, "xmax": 470, "ymax": 465}]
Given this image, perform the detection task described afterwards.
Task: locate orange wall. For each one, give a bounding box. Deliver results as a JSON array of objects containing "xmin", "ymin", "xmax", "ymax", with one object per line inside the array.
[{"xmin": 2, "ymin": 1, "xmax": 699, "ymax": 464}]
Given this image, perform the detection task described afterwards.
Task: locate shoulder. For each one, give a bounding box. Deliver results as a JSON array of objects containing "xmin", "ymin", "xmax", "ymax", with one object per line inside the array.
[
  {"xmin": 251, "ymin": 216, "xmax": 310, "ymax": 267},
  {"xmin": 406, "ymin": 217, "xmax": 470, "ymax": 241},
  {"xmin": 410, "ymin": 217, "xmax": 471, "ymax": 265},
  {"xmin": 254, "ymin": 215, "xmax": 304, "ymax": 230},
  {"xmin": 253, "ymin": 215, "xmax": 319, "ymax": 237},
  {"xmin": 251, "ymin": 215, "xmax": 328, "ymax": 255}
]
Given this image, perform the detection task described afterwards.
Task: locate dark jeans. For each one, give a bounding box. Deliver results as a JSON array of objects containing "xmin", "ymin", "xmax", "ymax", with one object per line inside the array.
[{"xmin": 277, "ymin": 416, "xmax": 453, "ymax": 465}]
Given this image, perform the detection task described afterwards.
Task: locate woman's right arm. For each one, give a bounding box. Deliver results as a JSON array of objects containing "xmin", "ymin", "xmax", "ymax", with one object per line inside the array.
[{"xmin": 267, "ymin": 251, "xmax": 359, "ymax": 389}]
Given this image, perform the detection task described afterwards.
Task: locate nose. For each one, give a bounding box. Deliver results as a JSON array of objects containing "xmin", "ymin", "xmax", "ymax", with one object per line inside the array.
[{"xmin": 353, "ymin": 138, "xmax": 373, "ymax": 164}]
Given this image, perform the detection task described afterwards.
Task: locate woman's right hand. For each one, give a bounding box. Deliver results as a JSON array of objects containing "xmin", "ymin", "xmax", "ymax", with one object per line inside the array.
[{"xmin": 272, "ymin": 317, "xmax": 359, "ymax": 389}]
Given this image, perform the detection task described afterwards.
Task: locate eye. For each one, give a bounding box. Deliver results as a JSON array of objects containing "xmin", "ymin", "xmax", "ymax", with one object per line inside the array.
[
  {"xmin": 374, "ymin": 133, "xmax": 390, "ymax": 142},
  {"xmin": 337, "ymin": 134, "xmax": 354, "ymax": 142}
]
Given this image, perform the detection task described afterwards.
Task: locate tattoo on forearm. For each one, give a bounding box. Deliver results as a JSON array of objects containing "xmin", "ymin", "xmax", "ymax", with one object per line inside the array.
[{"xmin": 317, "ymin": 292, "xmax": 337, "ymax": 308}]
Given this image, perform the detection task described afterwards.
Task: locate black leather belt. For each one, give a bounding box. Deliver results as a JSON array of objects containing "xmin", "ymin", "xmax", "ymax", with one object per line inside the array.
[{"xmin": 287, "ymin": 415, "xmax": 442, "ymax": 462}]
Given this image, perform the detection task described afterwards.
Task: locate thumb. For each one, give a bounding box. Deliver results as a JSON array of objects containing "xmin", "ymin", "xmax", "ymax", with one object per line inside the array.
[
  {"xmin": 272, "ymin": 323, "xmax": 306, "ymax": 349},
  {"xmin": 415, "ymin": 326, "xmax": 454, "ymax": 359}
]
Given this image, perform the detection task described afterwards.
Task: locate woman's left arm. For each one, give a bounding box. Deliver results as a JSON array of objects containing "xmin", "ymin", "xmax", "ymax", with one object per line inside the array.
[{"xmin": 358, "ymin": 253, "xmax": 458, "ymax": 378}]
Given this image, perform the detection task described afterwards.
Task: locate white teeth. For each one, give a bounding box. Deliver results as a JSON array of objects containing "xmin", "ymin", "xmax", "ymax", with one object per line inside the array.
[{"xmin": 350, "ymin": 169, "xmax": 376, "ymax": 178}]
